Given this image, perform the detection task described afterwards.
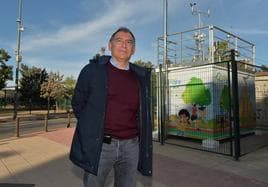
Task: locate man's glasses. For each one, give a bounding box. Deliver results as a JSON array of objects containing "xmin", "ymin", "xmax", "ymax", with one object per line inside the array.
[{"xmin": 112, "ymin": 38, "xmax": 135, "ymax": 47}]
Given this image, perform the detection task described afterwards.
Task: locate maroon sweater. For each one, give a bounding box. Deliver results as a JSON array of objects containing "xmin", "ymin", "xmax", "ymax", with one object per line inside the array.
[{"xmin": 104, "ymin": 62, "xmax": 140, "ymax": 139}]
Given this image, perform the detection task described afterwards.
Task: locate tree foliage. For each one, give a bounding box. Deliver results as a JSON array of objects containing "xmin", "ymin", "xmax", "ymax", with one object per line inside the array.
[
  {"xmin": 19, "ymin": 64, "xmax": 48, "ymax": 108},
  {"xmin": 40, "ymin": 71, "xmax": 66, "ymax": 112},
  {"xmin": 213, "ymin": 41, "xmax": 229, "ymax": 62},
  {"xmin": 134, "ymin": 60, "xmax": 156, "ymax": 113},
  {"xmin": 260, "ymin": 65, "xmax": 268, "ymax": 72},
  {"xmin": 63, "ymin": 76, "xmax": 76, "ymax": 100},
  {"xmin": 134, "ymin": 59, "xmax": 154, "ymax": 68},
  {"xmin": 60, "ymin": 76, "xmax": 76, "ymax": 110},
  {"xmin": 93, "ymin": 53, "xmax": 101, "ymax": 61},
  {"xmin": 0, "ymin": 48, "xmax": 13, "ymax": 90},
  {"xmin": 182, "ymin": 77, "xmax": 211, "ymax": 107}
]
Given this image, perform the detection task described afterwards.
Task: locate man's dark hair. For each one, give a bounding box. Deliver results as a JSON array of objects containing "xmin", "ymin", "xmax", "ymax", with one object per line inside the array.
[{"xmin": 109, "ymin": 27, "xmax": 135, "ymax": 45}]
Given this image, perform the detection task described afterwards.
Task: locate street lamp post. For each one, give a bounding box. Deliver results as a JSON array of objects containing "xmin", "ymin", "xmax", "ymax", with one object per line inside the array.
[
  {"xmin": 13, "ymin": 0, "xmax": 23, "ymax": 119},
  {"xmin": 161, "ymin": 0, "xmax": 168, "ymax": 144}
]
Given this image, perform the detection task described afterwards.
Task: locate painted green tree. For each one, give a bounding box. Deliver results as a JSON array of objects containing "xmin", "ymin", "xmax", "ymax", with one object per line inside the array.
[{"xmin": 182, "ymin": 77, "xmax": 211, "ymax": 108}]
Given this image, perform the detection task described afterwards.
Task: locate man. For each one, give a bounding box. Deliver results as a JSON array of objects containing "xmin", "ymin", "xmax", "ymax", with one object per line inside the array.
[{"xmin": 70, "ymin": 27, "xmax": 152, "ymax": 187}]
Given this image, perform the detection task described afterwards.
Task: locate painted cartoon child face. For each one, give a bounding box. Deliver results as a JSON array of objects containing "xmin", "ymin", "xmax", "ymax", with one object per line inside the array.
[
  {"xmin": 178, "ymin": 109, "xmax": 190, "ymax": 125},
  {"xmin": 179, "ymin": 114, "xmax": 189, "ymax": 123}
]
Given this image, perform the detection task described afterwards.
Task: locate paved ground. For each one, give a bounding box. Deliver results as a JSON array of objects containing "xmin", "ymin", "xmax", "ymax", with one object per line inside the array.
[{"xmin": 0, "ymin": 128, "xmax": 268, "ymax": 187}]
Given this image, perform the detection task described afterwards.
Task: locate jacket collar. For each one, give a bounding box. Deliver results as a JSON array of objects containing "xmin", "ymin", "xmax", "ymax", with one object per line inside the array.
[{"xmin": 98, "ymin": 55, "xmax": 111, "ymax": 64}]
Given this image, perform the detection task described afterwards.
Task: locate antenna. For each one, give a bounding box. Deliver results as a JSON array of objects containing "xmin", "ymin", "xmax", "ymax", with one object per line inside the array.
[
  {"xmin": 189, "ymin": 2, "xmax": 210, "ymax": 63},
  {"xmin": 190, "ymin": 2, "xmax": 197, "ymax": 14},
  {"xmin": 189, "ymin": 2, "xmax": 210, "ymax": 28}
]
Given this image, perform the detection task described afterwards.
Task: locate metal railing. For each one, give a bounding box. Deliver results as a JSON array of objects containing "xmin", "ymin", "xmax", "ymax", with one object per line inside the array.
[{"xmin": 0, "ymin": 111, "xmax": 75, "ymax": 138}]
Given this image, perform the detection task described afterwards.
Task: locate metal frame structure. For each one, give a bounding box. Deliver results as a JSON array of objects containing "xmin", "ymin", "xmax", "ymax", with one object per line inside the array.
[{"xmin": 157, "ymin": 25, "xmax": 255, "ymax": 66}]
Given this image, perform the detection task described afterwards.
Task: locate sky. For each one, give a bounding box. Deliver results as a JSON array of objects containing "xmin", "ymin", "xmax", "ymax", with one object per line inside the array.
[{"xmin": 1, "ymin": 0, "xmax": 268, "ymax": 86}]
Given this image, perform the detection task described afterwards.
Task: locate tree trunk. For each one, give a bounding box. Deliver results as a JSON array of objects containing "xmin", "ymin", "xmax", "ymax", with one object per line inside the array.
[
  {"xmin": 47, "ymin": 97, "xmax": 50, "ymax": 114},
  {"xmin": 55, "ymin": 101, "xmax": 58, "ymax": 113}
]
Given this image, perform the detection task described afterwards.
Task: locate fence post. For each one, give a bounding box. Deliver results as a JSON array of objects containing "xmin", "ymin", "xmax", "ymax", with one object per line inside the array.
[
  {"xmin": 227, "ymin": 61, "xmax": 233, "ymax": 156},
  {"xmin": 16, "ymin": 117, "xmax": 20, "ymax": 137},
  {"xmin": 158, "ymin": 64, "xmax": 165, "ymax": 145},
  {"xmin": 44, "ymin": 113, "xmax": 48, "ymax": 132},
  {"xmin": 231, "ymin": 49, "xmax": 240, "ymax": 160},
  {"xmin": 67, "ymin": 111, "xmax": 71, "ymax": 128}
]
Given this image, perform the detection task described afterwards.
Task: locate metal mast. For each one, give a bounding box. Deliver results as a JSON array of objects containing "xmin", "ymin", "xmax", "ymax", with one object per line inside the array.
[
  {"xmin": 190, "ymin": 2, "xmax": 210, "ymax": 62},
  {"xmin": 14, "ymin": 0, "xmax": 23, "ymax": 119}
]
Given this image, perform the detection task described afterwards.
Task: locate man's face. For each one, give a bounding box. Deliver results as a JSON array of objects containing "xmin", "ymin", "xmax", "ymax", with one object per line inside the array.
[{"xmin": 108, "ymin": 31, "xmax": 135, "ymax": 63}]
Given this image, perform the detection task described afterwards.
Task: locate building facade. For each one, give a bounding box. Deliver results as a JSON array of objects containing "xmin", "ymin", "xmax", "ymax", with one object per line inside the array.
[{"xmin": 255, "ymin": 72, "xmax": 268, "ymax": 133}]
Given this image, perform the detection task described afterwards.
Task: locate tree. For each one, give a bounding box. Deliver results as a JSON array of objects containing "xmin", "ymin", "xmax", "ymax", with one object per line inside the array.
[
  {"xmin": 19, "ymin": 64, "xmax": 48, "ymax": 109},
  {"xmin": 260, "ymin": 65, "xmax": 268, "ymax": 72},
  {"xmin": 92, "ymin": 47, "xmax": 106, "ymax": 61},
  {"xmin": 134, "ymin": 59, "xmax": 154, "ymax": 68},
  {"xmin": 62, "ymin": 76, "xmax": 76, "ymax": 110},
  {"xmin": 213, "ymin": 41, "xmax": 229, "ymax": 62},
  {"xmin": 93, "ymin": 53, "xmax": 101, "ymax": 60},
  {"xmin": 0, "ymin": 49, "xmax": 13, "ymax": 90},
  {"xmin": 40, "ymin": 71, "xmax": 66, "ymax": 113},
  {"xmin": 64, "ymin": 76, "xmax": 76, "ymax": 99},
  {"xmin": 134, "ymin": 60, "xmax": 157, "ymax": 124}
]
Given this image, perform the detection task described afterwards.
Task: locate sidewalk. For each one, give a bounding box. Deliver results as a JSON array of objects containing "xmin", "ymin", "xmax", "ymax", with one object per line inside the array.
[{"xmin": 0, "ymin": 128, "xmax": 268, "ymax": 187}]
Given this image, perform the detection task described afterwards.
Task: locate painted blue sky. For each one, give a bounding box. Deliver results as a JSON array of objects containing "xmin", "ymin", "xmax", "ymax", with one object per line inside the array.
[{"xmin": 1, "ymin": 0, "xmax": 268, "ymax": 86}]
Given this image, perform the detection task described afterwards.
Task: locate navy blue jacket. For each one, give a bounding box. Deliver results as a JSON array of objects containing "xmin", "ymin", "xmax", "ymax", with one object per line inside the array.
[{"xmin": 70, "ymin": 55, "xmax": 152, "ymax": 176}]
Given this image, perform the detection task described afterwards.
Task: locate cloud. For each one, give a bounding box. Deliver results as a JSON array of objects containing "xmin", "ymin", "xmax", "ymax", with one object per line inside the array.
[
  {"xmin": 16, "ymin": 1, "xmax": 152, "ymax": 79},
  {"xmin": 23, "ymin": 0, "xmax": 167, "ymax": 52},
  {"xmin": 18, "ymin": 0, "xmax": 187, "ymax": 79},
  {"xmin": 23, "ymin": 0, "xmax": 189, "ymax": 53},
  {"xmin": 23, "ymin": 7, "xmax": 127, "ymax": 51}
]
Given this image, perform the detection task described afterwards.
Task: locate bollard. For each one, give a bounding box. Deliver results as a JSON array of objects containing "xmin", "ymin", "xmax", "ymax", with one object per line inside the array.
[
  {"xmin": 67, "ymin": 112, "xmax": 71, "ymax": 128},
  {"xmin": 16, "ymin": 117, "xmax": 20, "ymax": 137},
  {"xmin": 44, "ymin": 113, "xmax": 48, "ymax": 132}
]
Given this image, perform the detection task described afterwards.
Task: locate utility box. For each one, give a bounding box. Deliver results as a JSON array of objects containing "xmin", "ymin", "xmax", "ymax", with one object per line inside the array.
[{"xmin": 165, "ymin": 64, "xmax": 256, "ymax": 140}]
